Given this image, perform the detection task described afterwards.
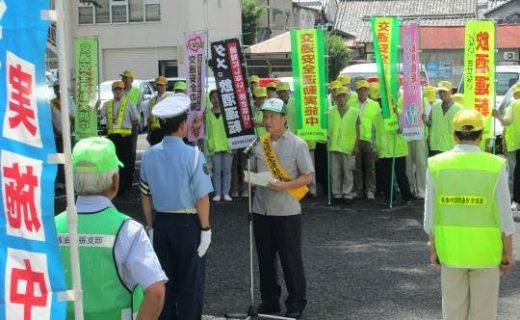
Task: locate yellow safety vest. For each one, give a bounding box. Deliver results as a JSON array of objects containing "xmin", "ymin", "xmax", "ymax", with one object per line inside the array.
[
  {"xmin": 429, "ymin": 101, "xmax": 463, "ymax": 152},
  {"xmin": 149, "ymin": 93, "xmax": 171, "ymax": 130},
  {"xmin": 429, "ymin": 151, "xmax": 504, "ymax": 267},
  {"xmin": 504, "ymin": 100, "xmax": 520, "ymax": 153},
  {"xmin": 206, "ymin": 109, "xmax": 229, "ymax": 154},
  {"xmin": 107, "ymin": 98, "xmax": 132, "ymax": 136},
  {"xmin": 328, "ymin": 106, "xmax": 359, "ymax": 154},
  {"xmin": 374, "ymin": 111, "xmax": 408, "ymax": 158},
  {"xmin": 351, "ymin": 98, "xmax": 381, "ymax": 142}
]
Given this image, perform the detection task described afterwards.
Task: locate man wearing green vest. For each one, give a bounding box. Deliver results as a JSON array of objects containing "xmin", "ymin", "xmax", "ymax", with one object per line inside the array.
[
  {"xmin": 253, "ymin": 87, "xmax": 268, "ymax": 138},
  {"xmin": 425, "ymin": 81, "xmax": 463, "ymax": 156},
  {"xmin": 493, "ymin": 83, "xmax": 520, "ymax": 211},
  {"xmin": 337, "ymin": 74, "xmax": 358, "ymax": 106},
  {"xmin": 174, "ymin": 81, "xmax": 187, "ymax": 94},
  {"xmin": 328, "ymin": 86, "xmax": 360, "ymax": 202},
  {"xmin": 56, "ymin": 136, "xmax": 167, "ymax": 319},
  {"xmin": 424, "ymin": 109, "xmax": 515, "ymax": 320},
  {"xmin": 147, "ymin": 76, "xmax": 171, "ymax": 146},
  {"xmin": 100, "ymin": 80, "xmax": 139, "ymax": 197},
  {"xmin": 207, "ymin": 89, "xmax": 233, "ymax": 202},
  {"xmin": 352, "ymin": 80, "xmax": 380, "ymax": 200}
]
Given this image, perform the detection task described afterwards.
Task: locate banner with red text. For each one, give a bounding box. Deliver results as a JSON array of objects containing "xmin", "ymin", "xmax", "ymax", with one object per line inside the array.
[
  {"xmin": 185, "ymin": 31, "xmax": 207, "ymax": 142},
  {"xmin": 210, "ymin": 38, "xmax": 255, "ymax": 149},
  {"xmin": 290, "ymin": 28, "xmax": 328, "ymax": 141},
  {"xmin": 0, "ymin": 1, "xmax": 67, "ymax": 319},
  {"xmin": 463, "ymin": 20, "xmax": 495, "ymax": 117}
]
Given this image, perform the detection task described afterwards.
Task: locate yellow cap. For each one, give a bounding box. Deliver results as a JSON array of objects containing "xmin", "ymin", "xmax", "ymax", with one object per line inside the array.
[
  {"xmin": 267, "ymin": 82, "xmax": 277, "ymax": 90},
  {"xmin": 452, "ymin": 93, "xmax": 465, "ymax": 106},
  {"xmin": 437, "ymin": 80, "xmax": 453, "ymax": 93},
  {"xmin": 369, "ymin": 82, "xmax": 380, "ymax": 100},
  {"xmin": 249, "ymin": 75, "xmax": 260, "ymax": 83},
  {"xmin": 424, "ymin": 85, "xmax": 436, "ymax": 103},
  {"xmin": 453, "ymin": 109, "xmax": 484, "ymax": 132},
  {"xmin": 334, "ymin": 86, "xmax": 350, "ymax": 97},
  {"xmin": 329, "ymin": 80, "xmax": 342, "ymax": 91},
  {"xmin": 513, "ymin": 83, "xmax": 520, "ymax": 95},
  {"xmin": 337, "ymin": 74, "xmax": 351, "ymax": 85},
  {"xmin": 276, "ymin": 81, "xmax": 290, "ymax": 92},
  {"xmin": 355, "ymin": 80, "xmax": 370, "ymax": 90},
  {"xmin": 112, "ymin": 80, "xmax": 125, "ymax": 90},
  {"xmin": 120, "ymin": 70, "xmax": 136, "ymax": 79},
  {"xmin": 155, "ymin": 76, "xmax": 167, "ymax": 86},
  {"xmin": 253, "ymin": 87, "xmax": 267, "ymax": 98}
]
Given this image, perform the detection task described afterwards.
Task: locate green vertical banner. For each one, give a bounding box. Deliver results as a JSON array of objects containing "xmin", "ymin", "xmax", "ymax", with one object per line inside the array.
[
  {"xmin": 74, "ymin": 37, "xmax": 99, "ymax": 140},
  {"xmin": 290, "ymin": 29, "xmax": 328, "ymax": 141},
  {"xmin": 464, "ymin": 20, "xmax": 495, "ymax": 117},
  {"xmin": 371, "ymin": 17, "xmax": 400, "ymax": 129}
]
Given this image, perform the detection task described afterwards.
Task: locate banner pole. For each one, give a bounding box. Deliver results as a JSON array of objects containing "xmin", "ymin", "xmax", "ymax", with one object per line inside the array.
[
  {"xmin": 55, "ymin": 0, "xmax": 84, "ymax": 318},
  {"xmin": 492, "ymin": 19, "xmax": 497, "ymax": 154}
]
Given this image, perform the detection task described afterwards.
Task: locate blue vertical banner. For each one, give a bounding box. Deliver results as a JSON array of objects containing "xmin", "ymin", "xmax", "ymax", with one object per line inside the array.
[{"xmin": 0, "ymin": 1, "xmax": 66, "ymax": 320}]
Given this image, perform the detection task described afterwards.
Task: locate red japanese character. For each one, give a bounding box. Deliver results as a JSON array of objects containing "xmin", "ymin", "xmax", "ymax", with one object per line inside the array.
[
  {"xmin": 8, "ymin": 64, "xmax": 37, "ymax": 135},
  {"xmin": 10, "ymin": 259, "xmax": 48, "ymax": 320},
  {"xmin": 475, "ymin": 76, "xmax": 490, "ymax": 95},
  {"xmin": 4, "ymin": 163, "xmax": 40, "ymax": 233},
  {"xmin": 476, "ymin": 32, "xmax": 489, "ymax": 51},
  {"xmin": 305, "ymin": 116, "xmax": 319, "ymax": 125},
  {"xmin": 475, "ymin": 54, "xmax": 489, "ymax": 74}
]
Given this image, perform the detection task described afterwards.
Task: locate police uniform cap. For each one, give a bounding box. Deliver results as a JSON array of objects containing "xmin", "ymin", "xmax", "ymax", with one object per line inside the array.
[
  {"xmin": 437, "ymin": 80, "xmax": 453, "ymax": 93},
  {"xmin": 253, "ymin": 87, "xmax": 268, "ymax": 99},
  {"xmin": 267, "ymin": 82, "xmax": 277, "ymax": 90},
  {"xmin": 112, "ymin": 80, "xmax": 125, "ymax": 90},
  {"xmin": 262, "ymin": 98, "xmax": 287, "ymax": 114},
  {"xmin": 73, "ymin": 137, "xmax": 124, "ymax": 173},
  {"xmin": 152, "ymin": 93, "xmax": 191, "ymax": 119},
  {"xmin": 355, "ymin": 80, "xmax": 370, "ymax": 90},
  {"xmin": 155, "ymin": 76, "xmax": 168, "ymax": 86},
  {"xmin": 453, "ymin": 109, "xmax": 484, "ymax": 132},
  {"xmin": 120, "ymin": 70, "xmax": 136, "ymax": 79},
  {"xmin": 249, "ymin": 75, "xmax": 260, "ymax": 83},
  {"xmin": 337, "ymin": 74, "xmax": 351, "ymax": 85},
  {"xmin": 174, "ymin": 81, "xmax": 187, "ymax": 91},
  {"xmin": 335, "ymin": 86, "xmax": 350, "ymax": 97},
  {"xmin": 276, "ymin": 82, "xmax": 290, "ymax": 92}
]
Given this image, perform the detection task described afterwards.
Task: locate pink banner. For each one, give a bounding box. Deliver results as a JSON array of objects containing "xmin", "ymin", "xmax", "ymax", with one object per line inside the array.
[
  {"xmin": 185, "ymin": 31, "xmax": 207, "ymax": 142},
  {"xmin": 400, "ymin": 23, "xmax": 424, "ymax": 141}
]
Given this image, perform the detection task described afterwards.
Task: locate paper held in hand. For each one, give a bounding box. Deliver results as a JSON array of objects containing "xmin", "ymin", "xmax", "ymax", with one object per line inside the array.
[{"xmin": 243, "ymin": 171, "xmax": 277, "ymax": 187}]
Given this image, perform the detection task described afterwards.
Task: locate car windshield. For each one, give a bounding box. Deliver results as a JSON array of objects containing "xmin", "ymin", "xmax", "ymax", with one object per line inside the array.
[{"xmin": 496, "ymin": 72, "xmax": 519, "ymax": 96}]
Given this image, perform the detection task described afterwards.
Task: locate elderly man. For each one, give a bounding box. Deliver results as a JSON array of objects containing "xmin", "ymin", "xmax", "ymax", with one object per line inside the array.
[
  {"xmin": 100, "ymin": 80, "xmax": 139, "ymax": 197},
  {"xmin": 424, "ymin": 109, "xmax": 515, "ymax": 320},
  {"xmin": 56, "ymin": 137, "xmax": 167, "ymax": 319},
  {"xmin": 249, "ymin": 98, "xmax": 314, "ymax": 318},
  {"xmin": 147, "ymin": 76, "xmax": 171, "ymax": 146}
]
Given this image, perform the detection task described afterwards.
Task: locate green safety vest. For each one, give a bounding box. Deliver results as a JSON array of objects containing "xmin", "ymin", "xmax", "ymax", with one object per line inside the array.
[
  {"xmin": 107, "ymin": 98, "xmax": 132, "ymax": 136},
  {"xmin": 254, "ymin": 107, "xmax": 267, "ymax": 138},
  {"xmin": 505, "ymin": 100, "xmax": 520, "ymax": 153},
  {"xmin": 374, "ymin": 111, "xmax": 408, "ymax": 158},
  {"xmin": 126, "ymin": 87, "xmax": 140, "ymax": 106},
  {"xmin": 429, "ymin": 151, "xmax": 505, "ymax": 267},
  {"xmin": 429, "ymin": 101, "xmax": 463, "ymax": 152},
  {"xmin": 207, "ymin": 109, "xmax": 229, "ymax": 154},
  {"xmin": 149, "ymin": 93, "xmax": 172, "ymax": 130},
  {"xmin": 55, "ymin": 207, "xmax": 144, "ymax": 319},
  {"xmin": 351, "ymin": 98, "xmax": 381, "ymax": 142},
  {"xmin": 328, "ymin": 106, "xmax": 359, "ymax": 154}
]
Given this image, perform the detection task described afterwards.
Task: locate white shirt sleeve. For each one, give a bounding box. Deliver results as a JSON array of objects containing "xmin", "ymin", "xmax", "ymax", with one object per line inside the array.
[
  {"xmin": 128, "ymin": 103, "xmax": 139, "ymax": 122},
  {"xmin": 423, "ymin": 169, "xmax": 435, "ymax": 235},
  {"xmin": 114, "ymin": 220, "xmax": 168, "ymax": 290},
  {"xmin": 496, "ymin": 168, "xmax": 516, "ymax": 236}
]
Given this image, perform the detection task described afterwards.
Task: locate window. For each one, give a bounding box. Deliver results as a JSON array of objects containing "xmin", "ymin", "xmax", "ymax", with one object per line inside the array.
[{"xmin": 78, "ymin": 0, "xmax": 160, "ymax": 24}]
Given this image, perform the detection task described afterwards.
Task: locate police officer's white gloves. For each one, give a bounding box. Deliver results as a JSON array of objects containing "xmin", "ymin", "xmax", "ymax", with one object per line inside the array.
[{"xmin": 197, "ymin": 229, "xmax": 212, "ymax": 257}]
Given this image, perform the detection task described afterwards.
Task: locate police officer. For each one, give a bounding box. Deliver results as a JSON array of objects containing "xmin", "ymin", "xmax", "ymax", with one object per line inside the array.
[
  {"xmin": 147, "ymin": 76, "xmax": 171, "ymax": 146},
  {"xmin": 140, "ymin": 94, "xmax": 213, "ymax": 320},
  {"xmin": 424, "ymin": 109, "xmax": 515, "ymax": 320},
  {"xmin": 56, "ymin": 137, "xmax": 167, "ymax": 319}
]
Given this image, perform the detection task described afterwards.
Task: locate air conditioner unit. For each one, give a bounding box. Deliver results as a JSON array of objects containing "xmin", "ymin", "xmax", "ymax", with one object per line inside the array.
[
  {"xmin": 366, "ymin": 53, "xmax": 375, "ymax": 61},
  {"xmin": 503, "ymin": 51, "xmax": 518, "ymax": 61}
]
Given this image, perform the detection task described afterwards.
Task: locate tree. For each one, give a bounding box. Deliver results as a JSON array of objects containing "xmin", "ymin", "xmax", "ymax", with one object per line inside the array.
[
  {"xmin": 327, "ymin": 34, "xmax": 351, "ymax": 81},
  {"xmin": 241, "ymin": 0, "xmax": 265, "ymax": 46}
]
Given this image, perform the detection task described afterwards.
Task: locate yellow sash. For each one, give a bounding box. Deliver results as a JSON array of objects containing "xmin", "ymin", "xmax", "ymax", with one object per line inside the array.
[{"xmin": 260, "ymin": 134, "xmax": 308, "ymax": 201}]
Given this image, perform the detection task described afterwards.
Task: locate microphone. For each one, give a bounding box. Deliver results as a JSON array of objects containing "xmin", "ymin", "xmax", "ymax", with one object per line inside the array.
[{"xmin": 243, "ymin": 137, "xmax": 260, "ymax": 155}]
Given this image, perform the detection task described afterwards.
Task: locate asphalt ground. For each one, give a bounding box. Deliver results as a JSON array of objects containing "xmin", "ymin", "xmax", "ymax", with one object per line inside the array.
[{"xmin": 54, "ymin": 135, "xmax": 520, "ymax": 320}]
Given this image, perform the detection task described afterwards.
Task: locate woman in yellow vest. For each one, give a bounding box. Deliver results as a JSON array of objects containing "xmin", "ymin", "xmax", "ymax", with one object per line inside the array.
[
  {"xmin": 424, "ymin": 109, "xmax": 515, "ymax": 320},
  {"xmin": 207, "ymin": 89, "xmax": 232, "ymax": 202}
]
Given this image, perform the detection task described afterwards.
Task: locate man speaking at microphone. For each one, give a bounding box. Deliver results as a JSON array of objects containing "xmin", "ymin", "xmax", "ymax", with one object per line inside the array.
[{"xmin": 247, "ymin": 98, "xmax": 314, "ymax": 319}]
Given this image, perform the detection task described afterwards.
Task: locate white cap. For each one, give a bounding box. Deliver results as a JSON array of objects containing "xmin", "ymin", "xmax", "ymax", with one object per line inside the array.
[
  {"xmin": 261, "ymin": 98, "xmax": 287, "ymax": 114},
  {"xmin": 151, "ymin": 93, "xmax": 191, "ymax": 119}
]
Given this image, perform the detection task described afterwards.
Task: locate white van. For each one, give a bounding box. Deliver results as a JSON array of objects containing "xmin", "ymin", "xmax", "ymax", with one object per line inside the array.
[{"xmin": 338, "ymin": 63, "xmax": 430, "ymax": 85}]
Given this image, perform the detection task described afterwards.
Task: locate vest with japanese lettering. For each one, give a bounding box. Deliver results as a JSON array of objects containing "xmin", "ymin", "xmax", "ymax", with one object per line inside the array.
[
  {"xmin": 328, "ymin": 105, "xmax": 359, "ymax": 154},
  {"xmin": 207, "ymin": 109, "xmax": 229, "ymax": 154},
  {"xmin": 505, "ymin": 100, "xmax": 520, "ymax": 153},
  {"xmin": 429, "ymin": 101, "xmax": 463, "ymax": 152},
  {"xmin": 55, "ymin": 207, "xmax": 144, "ymax": 319},
  {"xmin": 106, "ymin": 97, "xmax": 132, "ymax": 136},
  {"xmin": 351, "ymin": 98, "xmax": 380, "ymax": 142},
  {"xmin": 429, "ymin": 151, "xmax": 504, "ymax": 267},
  {"xmin": 149, "ymin": 92, "xmax": 172, "ymax": 131},
  {"xmin": 374, "ymin": 111, "xmax": 408, "ymax": 158}
]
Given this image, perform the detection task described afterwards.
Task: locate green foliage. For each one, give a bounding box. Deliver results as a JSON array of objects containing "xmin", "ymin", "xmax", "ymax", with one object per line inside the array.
[
  {"xmin": 241, "ymin": 0, "xmax": 265, "ymax": 45},
  {"xmin": 327, "ymin": 34, "xmax": 350, "ymax": 81}
]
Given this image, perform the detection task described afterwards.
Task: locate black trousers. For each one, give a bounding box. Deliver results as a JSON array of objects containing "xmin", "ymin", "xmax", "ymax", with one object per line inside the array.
[
  {"xmin": 514, "ymin": 150, "xmax": 520, "ymax": 203},
  {"xmin": 378, "ymin": 157, "xmax": 413, "ymax": 201},
  {"xmin": 107, "ymin": 134, "xmax": 134, "ymax": 192},
  {"xmin": 253, "ymin": 213, "xmax": 307, "ymax": 311}
]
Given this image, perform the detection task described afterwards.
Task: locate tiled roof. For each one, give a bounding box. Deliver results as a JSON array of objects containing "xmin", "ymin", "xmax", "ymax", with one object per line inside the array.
[
  {"xmin": 335, "ymin": 0, "xmax": 477, "ymax": 43},
  {"xmin": 293, "ymin": 0, "xmax": 323, "ymax": 11},
  {"xmin": 484, "ymin": 0, "xmax": 514, "ymax": 16}
]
